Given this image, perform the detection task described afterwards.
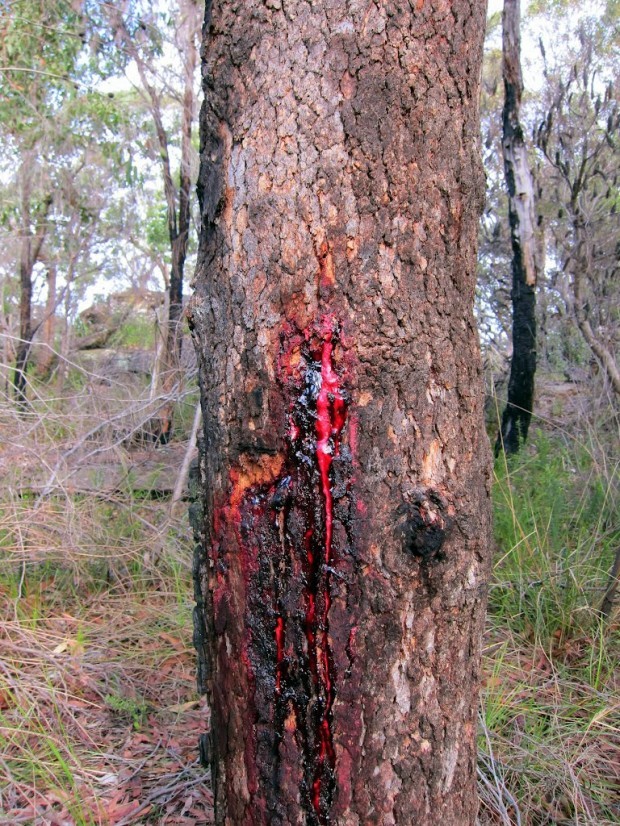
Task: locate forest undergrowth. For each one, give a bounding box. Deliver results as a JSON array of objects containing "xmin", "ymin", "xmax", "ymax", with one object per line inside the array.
[
  {"xmin": 0, "ymin": 368, "xmax": 213, "ymax": 825},
  {"xmin": 478, "ymin": 380, "xmax": 620, "ymax": 826},
  {"xmin": 0, "ymin": 370, "xmax": 618, "ymax": 825}
]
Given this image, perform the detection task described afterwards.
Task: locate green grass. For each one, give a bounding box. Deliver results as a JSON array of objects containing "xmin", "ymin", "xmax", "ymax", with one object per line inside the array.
[
  {"xmin": 104, "ymin": 691, "xmax": 150, "ymax": 731},
  {"xmin": 491, "ymin": 429, "xmax": 619, "ymax": 644},
  {"xmin": 480, "ymin": 423, "xmax": 620, "ymax": 826}
]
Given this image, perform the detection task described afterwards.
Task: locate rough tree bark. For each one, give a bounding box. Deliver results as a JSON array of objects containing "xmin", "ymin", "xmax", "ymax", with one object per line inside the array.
[
  {"xmin": 495, "ymin": 0, "xmax": 540, "ymax": 456},
  {"xmin": 189, "ymin": 2, "xmax": 492, "ymax": 824}
]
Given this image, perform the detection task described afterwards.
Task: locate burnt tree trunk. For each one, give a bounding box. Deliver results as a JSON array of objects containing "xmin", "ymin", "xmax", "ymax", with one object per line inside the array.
[
  {"xmin": 495, "ymin": 0, "xmax": 540, "ymax": 456},
  {"xmin": 189, "ymin": 2, "xmax": 492, "ymax": 824}
]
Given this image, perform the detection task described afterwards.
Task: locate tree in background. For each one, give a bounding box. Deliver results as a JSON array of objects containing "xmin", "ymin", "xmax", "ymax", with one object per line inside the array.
[
  {"xmin": 103, "ymin": 0, "xmax": 201, "ymax": 441},
  {"xmin": 0, "ymin": 0, "xmax": 125, "ymax": 400},
  {"xmin": 495, "ymin": 0, "xmax": 542, "ymax": 455},
  {"xmin": 190, "ymin": 1, "xmax": 492, "ymax": 823},
  {"xmin": 0, "ymin": 0, "xmax": 81, "ymax": 401},
  {"xmin": 536, "ymin": 20, "xmax": 620, "ymax": 397}
]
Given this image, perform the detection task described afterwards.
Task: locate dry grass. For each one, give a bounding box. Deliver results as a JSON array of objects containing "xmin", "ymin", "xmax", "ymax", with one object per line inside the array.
[
  {"xmin": 0, "ymin": 499, "xmax": 213, "ymax": 826},
  {"xmin": 478, "ymin": 624, "xmax": 620, "ymax": 825},
  {"xmin": 479, "ymin": 382, "xmax": 620, "ymax": 825},
  {"xmin": 0, "ymin": 354, "xmax": 211, "ymax": 825}
]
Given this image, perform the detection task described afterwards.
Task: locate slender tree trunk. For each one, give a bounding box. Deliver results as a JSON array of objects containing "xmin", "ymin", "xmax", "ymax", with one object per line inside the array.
[
  {"xmin": 36, "ymin": 259, "xmax": 58, "ymax": 378},
  {"xmin": 150, "ymin": 292, "xmax": 169, "ymax": 403},
  {"xmin": 190, "ymin": 2, "xmax": 491, "ymax": 824},
  {"xmin": 108, "ymin": 1, "xmax": 199, "ymax": 442},
  {"xmin": 167, "ymin": 0, "xmax": 197, "ymax": 365},
  {"xmin": 14, "ymin": 160, "xmax": 51, "ymax": 404},
  {"xmin": 15, "ymin": 255, "xmax": 34, "ymax": 404},
  {"xmin": 15, "ymin": 163, "xmax": 35, "ymax": 404},
  {"xmin": 572, "ymin": 233, "xmax": 620, "ymax": 396},
  {"xmin": 157, "ymin": 11, "xmax": 198, "ymax": 441},
  {"xmin": 0, "ymin": 280, "xmax": 14, "ymax": 397},
  {"xmin": 495, "ymin": 0, "xmax": 540, "ymax": 456},
  {"xmin": 171, "ymin": 400, "xmax": 202, "ymax": 510},
  {"xmin": 56, "ymin": 265, "xmax": 74, "ymax": 397}
]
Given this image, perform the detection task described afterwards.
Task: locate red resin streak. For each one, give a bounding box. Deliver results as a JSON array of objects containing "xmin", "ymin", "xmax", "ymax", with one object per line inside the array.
[
  {"xmin": 218, "ymin": 316, "xmax": 355, "ymax": 821},
  {"xmin": 275, "ymin": 615, "xmax": 285, "ymax": 695},
  {"xmin": 311, "ymin": 324, "xmax": 346, "ymax": 816}
]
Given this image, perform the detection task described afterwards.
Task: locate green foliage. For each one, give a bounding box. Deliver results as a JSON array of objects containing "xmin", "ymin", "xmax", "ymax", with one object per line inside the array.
[
  {"xmin": 528, "ymin": 0, "xmax": 620, "ymax": 55},
  {"xmin": 0, "ymin": 0, "xmax": 85, "ymax": 136},
  {"xmin": 104, "ymin": 690, "xmax": 150, "ymax": 731},
  {"xmin": 109, "ymin": 315, "xmax": 155, "ymax": 349},
  {"xmin": 145, "ymin": 200, "xmax": 171, "ymax": 254},
  {"xmin": 491, "ymin": 431, "xmax": 619, "ymax": 644},
  {"xmin": 528, "ymin": 0, "xmax": 583, "ymax": 15}
]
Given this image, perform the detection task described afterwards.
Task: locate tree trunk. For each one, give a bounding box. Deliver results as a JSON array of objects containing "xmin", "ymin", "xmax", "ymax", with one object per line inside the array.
[
  {"xmin": 15, "ymin": 162, "xmax": 35, "ymax": 404},
  {"xmin": 157, "ymin": 2, "xmax": 200, "ymax": 443},
  {"xmin": 13, "ymin": 181, "xmax": 52, "ymax": 404},
  {"xmin": 167, "ymin": 2, "xmax": 197, "ymax": 367},
  {"xmin": 36, "ymin": 259, "xmax": 58, "ymax": 378},
  {"xmin": 189, "ymin": 2, "xmax": 491, "ymax": 824},
  {"xmin": 495, "ymin": 0, "xmax": 540, "ymax": 456},
  {"xmin": 14, "ymin": 160, "xmax": 51, "ymax": 404},
  {"xmin": 15, "ymin": 253, "xmax": 34, "ymax": 404},
  {"xmin": 56, "ymin": 280, "xmax": 72, "ymax": 397}
]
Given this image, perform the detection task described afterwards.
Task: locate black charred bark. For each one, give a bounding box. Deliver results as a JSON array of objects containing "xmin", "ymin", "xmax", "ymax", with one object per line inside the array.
[
  {"xmin": 496, "ymin": 264, "xmax": 536, "ymax": 456},
  {"xmin": 495, "ymin": 0, "xmax": 538, "ymax": 457}
]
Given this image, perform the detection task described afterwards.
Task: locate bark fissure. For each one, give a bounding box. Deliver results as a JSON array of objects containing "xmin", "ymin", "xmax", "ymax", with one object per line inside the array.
[{"xmin": 202, "ymin": 315, "xmax": 356, "ymax": 824}]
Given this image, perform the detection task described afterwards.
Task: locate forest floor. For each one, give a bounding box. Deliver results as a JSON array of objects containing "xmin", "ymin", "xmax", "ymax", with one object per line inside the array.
[
  {"xmin": 0, "ymin": 364, "xmax": 214, "ymax": 825},
  {"xmin": 0, "ymin": 504, "xmax": 214, "ymax": 825},
  {"xmin": 0, "ymin": 367, "xmax": 618, "ymax": 825}
]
